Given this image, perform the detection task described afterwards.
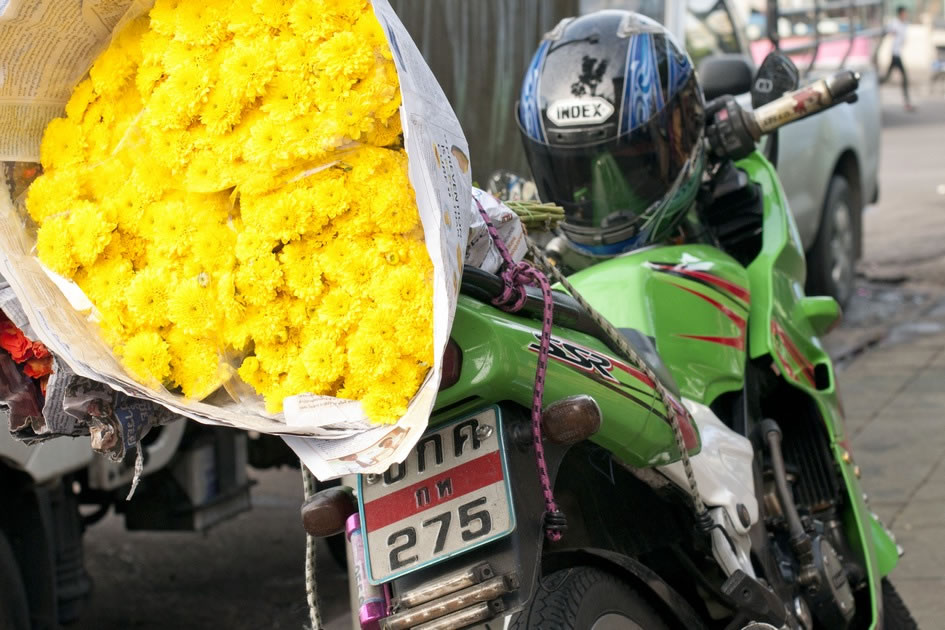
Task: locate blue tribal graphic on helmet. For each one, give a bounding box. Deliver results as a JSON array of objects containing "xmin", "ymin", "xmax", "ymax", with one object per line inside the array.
[
  {"xmin": 621, "ymin": 33, "xmax": 665, "ymax": 134},
  {"xmin": 519, "ymin": 40, "xmax": 551, "ymax": 143},
  {"xmin": 666, "ymin": 41, "xmax": 693, "ymax": 96}
]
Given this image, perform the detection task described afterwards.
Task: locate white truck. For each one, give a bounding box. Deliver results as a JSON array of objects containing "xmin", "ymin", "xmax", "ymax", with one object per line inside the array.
[{"xmin": 583, "ymin": 0, "xmax": 883, "ymax": 306}]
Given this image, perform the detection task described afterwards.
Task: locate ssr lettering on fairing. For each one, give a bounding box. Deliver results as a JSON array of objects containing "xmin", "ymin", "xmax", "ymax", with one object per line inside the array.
[{"xmin": 528, "ymin": 333, "xmax": 620, "ymax": 383}]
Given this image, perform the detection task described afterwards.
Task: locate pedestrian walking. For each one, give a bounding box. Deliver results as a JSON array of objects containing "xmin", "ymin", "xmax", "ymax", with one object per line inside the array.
[{"xmin": 883, "ymin": 6, "xmax": 916, "ymax": 111}]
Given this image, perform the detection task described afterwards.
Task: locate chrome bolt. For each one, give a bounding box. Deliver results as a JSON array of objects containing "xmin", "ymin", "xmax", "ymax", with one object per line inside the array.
[
  {"xmin": 842, "ymin": 451, "xmax": 852, "ymax": 464},
  {"xmin": 476, "ymin": 424, "xmax": 494, "ymax": 440},
  {"xmin": 365, "ymin": 473, "xmax": 380, "ymax": 485}
]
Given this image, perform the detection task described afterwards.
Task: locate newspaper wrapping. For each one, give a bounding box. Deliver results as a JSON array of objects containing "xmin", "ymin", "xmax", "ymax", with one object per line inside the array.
[{"xmin": 0, "ymin": 0, "xmax": 525, "ymax": 479}]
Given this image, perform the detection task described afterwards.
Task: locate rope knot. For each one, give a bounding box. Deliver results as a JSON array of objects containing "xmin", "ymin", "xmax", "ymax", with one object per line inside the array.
[{"xmin": 494, "ymin": 260, "xmax": 538, "ymax": 311}]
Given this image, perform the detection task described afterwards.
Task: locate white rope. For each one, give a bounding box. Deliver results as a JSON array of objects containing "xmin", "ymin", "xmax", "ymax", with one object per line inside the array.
[{"xmin": 301, "ymin": 464, "xmax": 323, "ymax": 630}]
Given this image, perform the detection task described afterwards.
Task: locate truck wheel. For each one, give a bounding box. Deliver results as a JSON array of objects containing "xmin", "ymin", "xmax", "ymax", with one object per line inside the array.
[
  {"xmin": 807, "ymin": 175, "xmax": 858, "ymax": 307},
  {"xmin": 0, "ymin": 529, "xmax": 30, "ymax": 630},
  {"xmin": 882, "ymin": 578, "xmax": 919, "ymax": 629},
  {"xmin": 510, "ymin": 567, "xmax": 670, "ymax": 630}
]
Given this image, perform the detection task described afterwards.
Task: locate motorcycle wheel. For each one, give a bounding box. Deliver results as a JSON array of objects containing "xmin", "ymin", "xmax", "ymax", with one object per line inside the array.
[
  {"xmin": 806, "ymin": 174, "xmax": 859, "ymax": 308},
  {"xmin": 510, "ymin": 567, "xmax": 670, "ymax": 630},
  {"xmin": 0, "ymin": 529, "xmax": 29, "ymax": 630},
  {"xmin": 882, "ymin": 578, "xmax": 919, "ymax": 629}
]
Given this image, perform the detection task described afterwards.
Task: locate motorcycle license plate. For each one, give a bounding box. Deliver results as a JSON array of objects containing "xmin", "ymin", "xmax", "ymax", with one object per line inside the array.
[{"xmin": 358, "ymin": 407, "xmax": 515, "ymax": 584}]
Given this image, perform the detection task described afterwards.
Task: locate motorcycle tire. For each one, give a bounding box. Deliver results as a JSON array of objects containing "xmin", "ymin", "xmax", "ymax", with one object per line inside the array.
[
  {"xmin": 510, "ymin": 566, "xmax": 670, "ymax": 630},
  {"xmin": 882, "ymin": 578, "xmax": 919, "ymax": 629},
  {"xmin": 806, "ymin": 174, "xmax": 859, "ymax": 308},
  {"xmin": 0, "ymin": 529, "xmax": 30, "ymax": 630}
]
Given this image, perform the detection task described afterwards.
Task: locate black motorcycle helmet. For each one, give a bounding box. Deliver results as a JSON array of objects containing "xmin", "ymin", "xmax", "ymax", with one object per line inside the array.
[{"xmin": 518, "ymin": 11, "xmax": 706, "ymax": 255}]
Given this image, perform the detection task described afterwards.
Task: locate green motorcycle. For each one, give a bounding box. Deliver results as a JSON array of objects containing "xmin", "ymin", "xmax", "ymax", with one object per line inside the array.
[{"xmin": 302, "ymin": 53, "xmax": 916, "ymax": 630}]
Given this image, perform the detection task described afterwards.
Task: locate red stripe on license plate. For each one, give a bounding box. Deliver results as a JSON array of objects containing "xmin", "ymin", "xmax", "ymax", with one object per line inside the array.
[{"xmin": 363, "ymin": 450, "xmax": 504, "ymax": 531}]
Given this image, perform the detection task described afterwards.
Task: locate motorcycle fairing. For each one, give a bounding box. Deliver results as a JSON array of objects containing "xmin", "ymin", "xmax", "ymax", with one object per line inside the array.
[
  {"xmin": 435, "ymin": 296, "xmax": 699, "ymax": 469},
  {"xmin": 739, "ymin": 152, "xmax": 900, "ymax": 624},
  {"xmin": 565, "ymin": 243, "xmax": 751, "ymax": 405}
]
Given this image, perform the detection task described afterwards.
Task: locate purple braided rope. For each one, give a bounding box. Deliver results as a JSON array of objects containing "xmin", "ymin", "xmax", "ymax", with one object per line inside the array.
[{"xmin": 474, "ymin": 199, "xmax": 564, "ymax": 542}]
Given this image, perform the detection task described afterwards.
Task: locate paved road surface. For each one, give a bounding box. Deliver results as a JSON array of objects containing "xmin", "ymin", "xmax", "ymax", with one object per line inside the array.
[{"xmin": 73, "ymin": 467, "xmax": 350, "ymax": 630}]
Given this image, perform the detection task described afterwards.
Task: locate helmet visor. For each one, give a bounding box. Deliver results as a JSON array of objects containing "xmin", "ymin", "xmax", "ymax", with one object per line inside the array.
[{"xmin": 520, "ymin": 77, "xmax": 704, "ymax": 241}]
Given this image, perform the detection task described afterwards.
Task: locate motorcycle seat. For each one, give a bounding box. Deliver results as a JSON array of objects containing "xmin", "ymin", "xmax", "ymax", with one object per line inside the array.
[{"xmin": 460, "ymin": 266, "xmax": 682, "ymax": 399}]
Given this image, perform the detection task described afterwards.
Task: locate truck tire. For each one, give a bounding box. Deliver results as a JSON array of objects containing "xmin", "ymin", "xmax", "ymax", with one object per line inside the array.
[
  {"xmin": 510, "ymin": 566, "xmax": 670, "ymax": 630},
  {"xmin": 807, "ymin": 175, "xmax": 858, "ymax": 307},
  {"xmin": 0, "ymin": 529, "xmax": 30, "ymax": 630},
  {"xmin": 882, "ymin": 578, "xmax": 919, "ymax": 630}
]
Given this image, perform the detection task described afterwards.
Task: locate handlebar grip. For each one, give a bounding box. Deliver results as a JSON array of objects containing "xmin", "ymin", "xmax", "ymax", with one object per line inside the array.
[{"xmin": 752, "ymin": 70, "xmax": 860, "ymax": 135}]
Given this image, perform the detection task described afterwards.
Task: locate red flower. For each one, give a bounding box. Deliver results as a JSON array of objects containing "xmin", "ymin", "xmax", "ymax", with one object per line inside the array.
[
  {"xmin": 0, "ymin": 313, "xmax": 53, "ymax": 388},
  {"xmin": 31, "ymin": 341, "xmax": 50, "ymax": 359},
  {"xmin": 0, "ymin": 319, "xmax": 34, "ymax": 363},
  {"xmin": 23, "ymin": 356, "xmax": 53, "ymax": 379}
]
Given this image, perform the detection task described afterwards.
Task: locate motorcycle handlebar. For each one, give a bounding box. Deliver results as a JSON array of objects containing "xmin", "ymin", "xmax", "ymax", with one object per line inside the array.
[{"xmin": 750, "ymin": 70, "xmax": 860, "ymax": 135}]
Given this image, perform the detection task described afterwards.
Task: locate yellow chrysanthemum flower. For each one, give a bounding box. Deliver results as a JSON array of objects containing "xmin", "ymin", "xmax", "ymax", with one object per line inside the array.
[
  {"xmin": 219, "ymin": 38, "xmax": 275, "ymax": 101},
  {"xmin": 121, "ymin": 331, "xmax": 172, "ymax": 386},
  {"xmin": 26, "ymin": 168, "xmax": 82, "ymax": 224},
  {"xmin": 88, "ymin": 38, "xmax": 137, "ymax": 97},
  {"xmin": 68, "ymin": 201, "xmax": 116, "ymax": 267},
  {"xmin": 240, "ymin": 184, "xmax": 315, "ymax": 243},
  {"xmin": 75, "ymin": 256, "xmax": 134, "ymax": 313},
  {"xmin": 65, "ymin": 79, "xmax": 96, "ymax": 121},
  {"xmin": 279, "ymin": 239, "xmax": 325, "ymax": 301},
  {"xmin": 227, "ymin": 0, "xmax": 266, "ymax": 37},
  {"xmin": 126, "ymin": 267, "xmax": 172, "ymax": 328},
  {"xmin": 259, "ymin": 71, "xmax": 311, "ymax": 122},
  {"xmin": 200, "ymin": 87, "xmax": 248, "ymax": 136},
  {"xmin": 360, "ymin": 358, "xmax": 424, "ymax": 424},
  {"xmin": 173, "ymin": 3, "xmax": 227, "ymax": 46},
  {"xmin": 168, "ymin": 330, "xmax": 224, "ymax": 399},
  {"xmin": 39, "ymin": 118, "xmax": 86, "ymax": 170},
  {"xmin": 315, "ymin": 31, "xmax": 376, "ymax": 81},
  {"xmin": 168, "ymin": 278, "xmax": 221, "ymax": 337},
  {"xmin": 235, "ymin": 253, "xmax": 283, "ymax": 306},
  {"xmin": 148, "ymin": 197, "xmax": 196, "ymax": 256},
  {"xmin": 301, "ymin": 336, "xmax": 345, "ymax": 387},
  {"xmin": 252, "ymin": 0, "xmax": 291, "ymax": 30},
  {"xmin": 127, "ymin": 159, "xmax": 171, "ymax": 202},
  {"xmin": 183, "ymin": 149, "xmax": 236, "ymax": 193}
]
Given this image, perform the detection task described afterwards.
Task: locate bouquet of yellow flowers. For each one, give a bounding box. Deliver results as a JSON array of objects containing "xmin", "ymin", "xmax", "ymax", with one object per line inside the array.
[{"xmin": 23, "ymin": 0, "xmax": 434, "ymax": 424}]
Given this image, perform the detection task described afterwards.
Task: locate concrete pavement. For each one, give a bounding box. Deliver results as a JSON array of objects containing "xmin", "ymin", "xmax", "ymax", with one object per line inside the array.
[
  {"xmin": 829, "ymin": 83, "xmax": 945, "ymax": 628},
  {"xmin": 841, "ymin": 328, "xmax": 945, "ymax": 628}
]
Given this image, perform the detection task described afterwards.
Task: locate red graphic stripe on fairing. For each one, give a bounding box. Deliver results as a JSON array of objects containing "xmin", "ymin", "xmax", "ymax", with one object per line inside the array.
[
  {"xmin": 650, "ymin": 263, "xmax": 750, "ymax": 304},
  {"xmin": 670, "ymin": 283, "xmax": 747, "ymax": 330},
  {"xmin": 677, "ymin": 334, "xmax": 745, "ymax": 350},
  {"xmin": 609, "ymin": 358, "xmax": 656, "ymax": 387},
  {"xmin": 362, "ymin": 451, "xmax": 503, "ymax": 531},
  {"xmin": 771, "ymin": 321, "xmax": 815, "ymax": 386}
]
